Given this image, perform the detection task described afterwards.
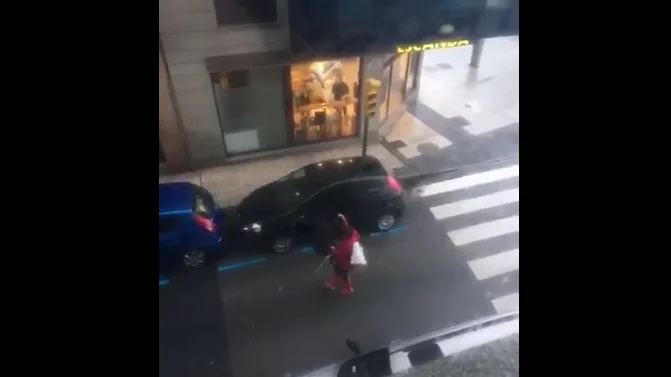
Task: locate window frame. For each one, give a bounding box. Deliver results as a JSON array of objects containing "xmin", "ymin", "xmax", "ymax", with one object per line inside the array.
[
  {"xmin": 210, "ymin": 66, "xmax": 292, "ymax": 157},
  {"xmin": 223, "ymin": 70, "xmax": 250, "ymax": 89}
]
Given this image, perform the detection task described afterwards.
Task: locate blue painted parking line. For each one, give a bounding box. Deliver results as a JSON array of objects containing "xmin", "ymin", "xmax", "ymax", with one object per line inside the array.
[
  {"xmin": 218, "ymin": 257, "xmax": 266, "ymax": 272},
  {"xmin": 298, "ymin": 246, "xmax": 315, "ymax": 253},
  {"xmin": 216, "ymin": 226, "xmax": 406, "ymax": 274},
  {"xmin": 159, "ymin": 278, "xmax": 170, "ymax": 287},
  {"xmin": 369, "ymin": 225, "xmax": 408, "ymax": 237}
]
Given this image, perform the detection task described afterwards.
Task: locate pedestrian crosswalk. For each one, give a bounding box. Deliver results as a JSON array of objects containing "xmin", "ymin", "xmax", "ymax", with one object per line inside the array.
[{"xmin": 417, "ymin": 163, "xmax": 520, "ymax": 314}]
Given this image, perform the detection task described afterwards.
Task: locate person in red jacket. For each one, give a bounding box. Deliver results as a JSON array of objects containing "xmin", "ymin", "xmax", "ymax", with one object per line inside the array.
[{"xmin": 325, "ymin": 214, "xmax": 360, "ymax": 295}]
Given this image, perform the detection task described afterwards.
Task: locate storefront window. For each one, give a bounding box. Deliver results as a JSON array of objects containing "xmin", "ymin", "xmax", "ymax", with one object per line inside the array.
[
  {"xmin": 212, "ymin": 66, "xmax": 289, "ymax": 155},
  {"xmin": 289, "ymin": 58, "xmax": 360, "ymax": 144}
]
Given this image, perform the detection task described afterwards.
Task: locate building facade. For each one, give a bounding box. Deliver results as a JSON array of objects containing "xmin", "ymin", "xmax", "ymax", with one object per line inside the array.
[
  {"xmin": 158, "ymin": 0, "xmax": 423, "ymax": 171},
  {"xmin": 159, "ymin": 38, "xmax": 190, "ymax": 172}
]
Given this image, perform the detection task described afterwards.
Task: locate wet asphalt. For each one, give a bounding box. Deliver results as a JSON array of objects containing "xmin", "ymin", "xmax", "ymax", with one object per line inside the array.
[{"xmin": 159, "ymin": 195, "xmax": 498, "ymax": 377}]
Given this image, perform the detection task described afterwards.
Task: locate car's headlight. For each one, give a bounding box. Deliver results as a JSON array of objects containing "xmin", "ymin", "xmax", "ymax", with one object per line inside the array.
[{"xmin": 243, "ymin": 223, "xmax": 262, "ymax": 233}]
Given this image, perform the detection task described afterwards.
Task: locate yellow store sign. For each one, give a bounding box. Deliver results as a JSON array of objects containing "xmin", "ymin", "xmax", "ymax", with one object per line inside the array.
[{"xmin": 396, "ymin": 40, "xmax": 470, "ymax": 53}]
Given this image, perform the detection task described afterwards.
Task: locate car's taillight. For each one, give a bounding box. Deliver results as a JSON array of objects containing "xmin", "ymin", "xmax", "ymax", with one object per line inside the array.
[
  {"xmin": 386, "ymin": 175, "xmax": 402, "ymax": 194},
  {"xmin": 194, "ymin": 215, "xmax": 216, "ymax": 232}
]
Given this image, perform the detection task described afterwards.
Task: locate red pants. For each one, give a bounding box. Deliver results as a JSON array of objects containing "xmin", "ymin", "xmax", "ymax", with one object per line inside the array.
[
  {"xmin": 326, "ymin": 266, "xmax": 353, "ymax": 294},
  {"xmin": 334, "ymin": 266, "xmax": 349, "ymax": 281}
]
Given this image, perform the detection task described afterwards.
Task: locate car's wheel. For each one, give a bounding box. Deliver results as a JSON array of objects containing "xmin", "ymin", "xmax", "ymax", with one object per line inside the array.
[
  {"xmin": 183, "ymin": 249, "xmax": 206, "ymax": 268},
  {"xmin": 375, "ymin": 213, "xmax": 397, "ymax": 232},
  {"xmin": 272, "ymin": 236, "xmax": 293, "ymax": 254}
]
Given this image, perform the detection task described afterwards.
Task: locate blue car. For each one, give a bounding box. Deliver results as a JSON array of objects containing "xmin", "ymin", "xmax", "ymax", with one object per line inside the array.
[{"xmin": 159, "ymin": 182, "xmax": 226, "ymax": 274}]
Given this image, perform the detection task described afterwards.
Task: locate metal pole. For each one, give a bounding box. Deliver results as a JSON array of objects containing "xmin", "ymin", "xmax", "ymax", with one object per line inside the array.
[
  {"xmin": 362, "ymin": 116, "xmax": 369, "ymax": 156},
  {"xmin": 357, "ymin": 55, "xmax": 367, "ymax": 156},
  {"xmin": 469, "ymin": 39, "xmax": 485, "ymax": 69}
]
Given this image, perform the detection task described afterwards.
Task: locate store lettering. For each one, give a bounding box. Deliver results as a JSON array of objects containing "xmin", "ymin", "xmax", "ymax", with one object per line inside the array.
[{"xmin": 396, "ymin": 40, "xmax": 470, "ymax": 53}]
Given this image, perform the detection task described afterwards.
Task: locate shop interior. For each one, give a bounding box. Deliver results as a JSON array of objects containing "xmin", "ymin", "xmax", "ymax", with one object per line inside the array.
[{"xmin": 289, "ymin": 58, "xmax": 360, "ymax": 143}]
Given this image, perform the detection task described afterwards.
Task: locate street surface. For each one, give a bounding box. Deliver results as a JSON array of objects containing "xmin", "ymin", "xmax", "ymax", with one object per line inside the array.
[
  {"xmin": 158, "ymin": 159, "xmax": 520, "ymax": 377},
  {"xmin": 159, "ymin": 267, "xmax": 231, "ymax": 377}
]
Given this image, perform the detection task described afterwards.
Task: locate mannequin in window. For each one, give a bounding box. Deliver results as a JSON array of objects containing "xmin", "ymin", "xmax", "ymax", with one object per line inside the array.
[
  {"xmin": 296, "ymin": 83, "xmax": 311, "ymax": 107},
  {"xmin": 332, "ymin": 73, "xmax": 350, "ymax": 116}
]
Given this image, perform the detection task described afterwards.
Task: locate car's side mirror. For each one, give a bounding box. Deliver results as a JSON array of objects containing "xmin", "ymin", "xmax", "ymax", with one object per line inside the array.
[{"xmin": 346, "ymin": 338, "xmax": 363, "ymax": 355}]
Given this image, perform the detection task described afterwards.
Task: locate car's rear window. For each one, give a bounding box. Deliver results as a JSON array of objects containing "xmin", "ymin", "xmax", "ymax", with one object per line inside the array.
[{"xmin": 193, "ymin": 187, "xmax": 216, "ymax": 219}]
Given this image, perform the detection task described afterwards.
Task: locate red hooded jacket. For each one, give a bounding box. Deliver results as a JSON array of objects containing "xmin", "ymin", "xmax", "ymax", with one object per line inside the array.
[{"xmin": 331, "ymin": 215, "xmax": 360, "ymax": 272}]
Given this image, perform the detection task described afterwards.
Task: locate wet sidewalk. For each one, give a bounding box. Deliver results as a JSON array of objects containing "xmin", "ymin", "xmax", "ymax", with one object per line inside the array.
[
  {"xmin": 159, "ymin": 142, "xmax": 403, "ymax": 207},
  {"xmin": 380, "ymin": 36, "xmax": 519, "ymax": 177}
]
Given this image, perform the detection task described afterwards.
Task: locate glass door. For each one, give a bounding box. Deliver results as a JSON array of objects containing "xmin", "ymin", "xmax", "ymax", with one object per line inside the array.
[
  {"xmin": 404, "ymin": 53, "xmax": 420, "ymax": 97},
  {"xmin": 377, "ymin": 64, "xmax": 392, "ymax": 125},
  {"xmin": 386, "ymin": 53, "xmax": 409, "ymax": 120}
]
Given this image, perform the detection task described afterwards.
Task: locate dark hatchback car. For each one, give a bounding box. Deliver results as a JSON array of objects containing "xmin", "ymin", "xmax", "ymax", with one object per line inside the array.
[{"xmin": 234, "ymin": 156, "xmax": 406, "ymax": 254}]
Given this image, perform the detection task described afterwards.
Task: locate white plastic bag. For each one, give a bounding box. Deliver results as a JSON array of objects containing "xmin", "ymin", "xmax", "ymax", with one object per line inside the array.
[{"xmin": 350, "ymin": 242, "xmax": 367, "ymax": 266}]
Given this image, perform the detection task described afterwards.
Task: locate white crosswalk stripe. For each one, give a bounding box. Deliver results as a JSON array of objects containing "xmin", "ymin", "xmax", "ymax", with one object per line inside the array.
[
  {"xmin": 491, "ymin": 293, "xmax": 519, "ymax": 314},
  {"xmin": 467, "ymin": 249, "xmax": 519, "ymax": 281},
  {"xmin": 448, "ymin": 215, "xmax": 519, "ymax": 246},
  {"xmin": 430, "ymin": 188, "xmax": 519, "ymax": 220},
  {"xmin": 417, "ymin": 164, "xmax": 520, "ymax": 314},
  {"xmin": 418, "ymin": 165, "xmax": 518, "ymax": 197}
]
